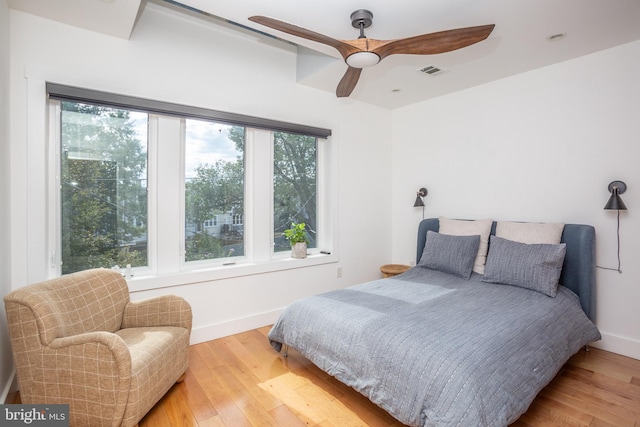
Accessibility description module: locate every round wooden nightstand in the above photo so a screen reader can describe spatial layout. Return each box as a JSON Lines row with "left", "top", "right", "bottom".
{"left": 380, "top": 264, "right": 411, "bottom": 278}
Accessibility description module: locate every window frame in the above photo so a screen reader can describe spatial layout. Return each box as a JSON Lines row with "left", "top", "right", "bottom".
{"left": 46, "top": 85, "right": 338, "bottom": 292}
{"left": 182, "top": 119, "right": 246, "bottom": 266}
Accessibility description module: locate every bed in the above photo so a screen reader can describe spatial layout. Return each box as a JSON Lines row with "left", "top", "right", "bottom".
{"left": 268, "top": 218, "right": 601, "bottom": 427}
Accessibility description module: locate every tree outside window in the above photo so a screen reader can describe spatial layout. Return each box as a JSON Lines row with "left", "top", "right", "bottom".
{"left": 60, "top": 102, "right": 148, "bottom": 274}
{"left": 273, "top": 132, "right": 317, "bottom": 252}
{"left": 184, "top": 120, "right": 244, "bottom": 262}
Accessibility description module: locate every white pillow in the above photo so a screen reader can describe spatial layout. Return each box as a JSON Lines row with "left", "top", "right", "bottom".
{"left": 496, "top": 221, "right": 564, "bottom": 244}
{"left": 438, "top": 217, "right": 493, "bottom": 274}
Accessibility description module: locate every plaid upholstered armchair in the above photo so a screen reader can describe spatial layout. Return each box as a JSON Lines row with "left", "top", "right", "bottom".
{"left": 4, "top": 268, "right": 192, "bottom": 427}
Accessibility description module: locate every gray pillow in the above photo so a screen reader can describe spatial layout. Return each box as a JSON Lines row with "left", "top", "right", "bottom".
{"left": 482, "top": 236, "right": 567, "bottom": 297}
{"left": 419, "top": 231, "right": 481, "bottom": 279}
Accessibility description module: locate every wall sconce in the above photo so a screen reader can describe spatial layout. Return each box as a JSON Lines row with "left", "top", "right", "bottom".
{"left": 413, "top": 187, "right": 427, "bottom": 207}
{"left": 599, "top": 180, "right": 627, "bottom": 274}
{"left": 604, "top": 180, "right": 627, "bottom": 210}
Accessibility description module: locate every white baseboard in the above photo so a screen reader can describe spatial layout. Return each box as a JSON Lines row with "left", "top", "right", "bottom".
{"left": 1, "top": 369, "right": 16, "bottom": 403}
{"left": 190, "top": 308, "right": 283, "bottom": 345}
{"left": 591, "top": 331, "right": 640, "bottom": 360}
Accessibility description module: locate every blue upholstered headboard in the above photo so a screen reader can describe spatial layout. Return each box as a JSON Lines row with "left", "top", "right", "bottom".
{"left": 416, "top": 218, "right": 596, "bottom": 321}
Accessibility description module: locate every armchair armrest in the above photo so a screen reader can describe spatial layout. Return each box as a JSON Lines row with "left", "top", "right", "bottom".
{"left": 48, "top": 331, "right": 132, "bottom": 380}
{"left": 38, "top": 332, "right": 132, "bottom": 424}
{"left": 121, "top": 295, "right": 192, "bottom": 331}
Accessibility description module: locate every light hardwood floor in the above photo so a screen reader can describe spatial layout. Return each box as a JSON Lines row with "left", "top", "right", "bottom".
{"left": 137, "top": 326, "right": 640, "bottom": 427}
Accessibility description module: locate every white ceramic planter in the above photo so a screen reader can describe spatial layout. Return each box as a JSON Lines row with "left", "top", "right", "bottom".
{"left": 291, "top": 242, "right": 307, "bottom": 259}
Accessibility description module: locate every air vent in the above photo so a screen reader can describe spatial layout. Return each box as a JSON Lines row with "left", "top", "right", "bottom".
{"left": 419, "top": 66, "right": 443, "bottom": 75}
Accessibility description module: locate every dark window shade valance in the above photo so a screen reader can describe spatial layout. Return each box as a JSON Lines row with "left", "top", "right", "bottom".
{"left": 46, "top": 83, "right": 332, "bottom": 139}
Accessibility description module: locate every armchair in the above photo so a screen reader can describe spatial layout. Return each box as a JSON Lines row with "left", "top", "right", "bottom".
{"left": 4, "top": 268, "right": 192, "bottom": 427}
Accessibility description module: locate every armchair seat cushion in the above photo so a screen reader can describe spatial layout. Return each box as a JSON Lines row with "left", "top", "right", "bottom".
{"left": 117, "top": 327, "right": 190, "bottom": 426}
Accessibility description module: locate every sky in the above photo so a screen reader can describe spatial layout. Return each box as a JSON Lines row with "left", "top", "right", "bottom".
{"left": 129, "top": 114, "right": 242, "bottom": 180}
{"left": 184, "top": 119, "right": 241, "bottom": 179}
{"left": 64, "top": 104, "right": 240, "bottom": 179}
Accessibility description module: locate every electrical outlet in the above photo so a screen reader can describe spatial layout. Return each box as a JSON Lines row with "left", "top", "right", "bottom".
{"left": 336, "top": 267, "right": 342, "bottom": 278}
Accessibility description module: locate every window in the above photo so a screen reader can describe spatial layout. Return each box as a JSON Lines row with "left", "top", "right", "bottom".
{"left": 273, "top": 132, "right": 317, "bottom": 253}
{"left": 184, "top": 120, "right": 245, "bottom": 262}
{"left": 47, "top": 84, "right": 333, "bottom": 281}
{"left": 60, "top": 102, "right": 148, "bottom": 274}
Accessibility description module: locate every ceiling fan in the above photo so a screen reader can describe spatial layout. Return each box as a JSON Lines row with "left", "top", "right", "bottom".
{"left": 249, "top": 10, "right": 495, "bottom": 98}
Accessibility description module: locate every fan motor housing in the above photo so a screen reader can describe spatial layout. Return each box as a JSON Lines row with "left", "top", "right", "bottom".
{"left": 350, "top": 9, "right": 373, "bottom": 29}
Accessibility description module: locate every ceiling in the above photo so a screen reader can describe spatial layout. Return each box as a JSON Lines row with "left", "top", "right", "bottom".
{"left": 8, "top": 0, "right": 640, "bottom": 109}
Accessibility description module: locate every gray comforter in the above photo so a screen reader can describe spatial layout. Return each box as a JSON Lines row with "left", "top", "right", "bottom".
{"left": 268, "top": 267, "right": 601, "bottom": 427}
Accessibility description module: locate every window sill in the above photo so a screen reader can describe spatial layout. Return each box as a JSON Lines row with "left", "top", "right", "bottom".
{"left": 126, "top": 252, "right": 339, "bottom": 293}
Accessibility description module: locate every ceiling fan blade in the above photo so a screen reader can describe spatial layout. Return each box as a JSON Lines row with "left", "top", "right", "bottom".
{"left": 336, "top": 67, "right": 362, "bottom": 98}
{"left": 249, "top": 16, "right": 360, "bottom": 60}
{"left": 372, "top": 24, "right": 495, "bottom": 60}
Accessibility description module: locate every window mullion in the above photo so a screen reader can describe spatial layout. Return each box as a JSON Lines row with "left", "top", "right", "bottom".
{"left": 153, "top": 115, "right": 183, "bottom": 274}
{"left": 316, "top": 138, "right": 333, "bottom": 253}
{"left": 48, "top": 101, "right": 62, "bottom": 276}
{"left": 245, "top": 129, "right": 274, "bottom": 262}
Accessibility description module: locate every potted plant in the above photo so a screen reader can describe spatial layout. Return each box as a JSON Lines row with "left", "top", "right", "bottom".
{"left": 283, "top": 222, "right": 309, "bottom": 259}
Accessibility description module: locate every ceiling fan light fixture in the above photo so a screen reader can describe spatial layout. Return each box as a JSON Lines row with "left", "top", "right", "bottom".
{"left": 345, "top": 51, "right": 380, "bottom": 68}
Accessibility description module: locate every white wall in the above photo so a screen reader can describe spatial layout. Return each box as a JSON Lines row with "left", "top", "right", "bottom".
{"left": 4, "top": 1, "right": 393, "bottom": 390}
{"left": 0, "top": 0, "right": 15, "bottom": 403}
{"left": 391, "top": 40, "right": 640, "bottom": 359}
